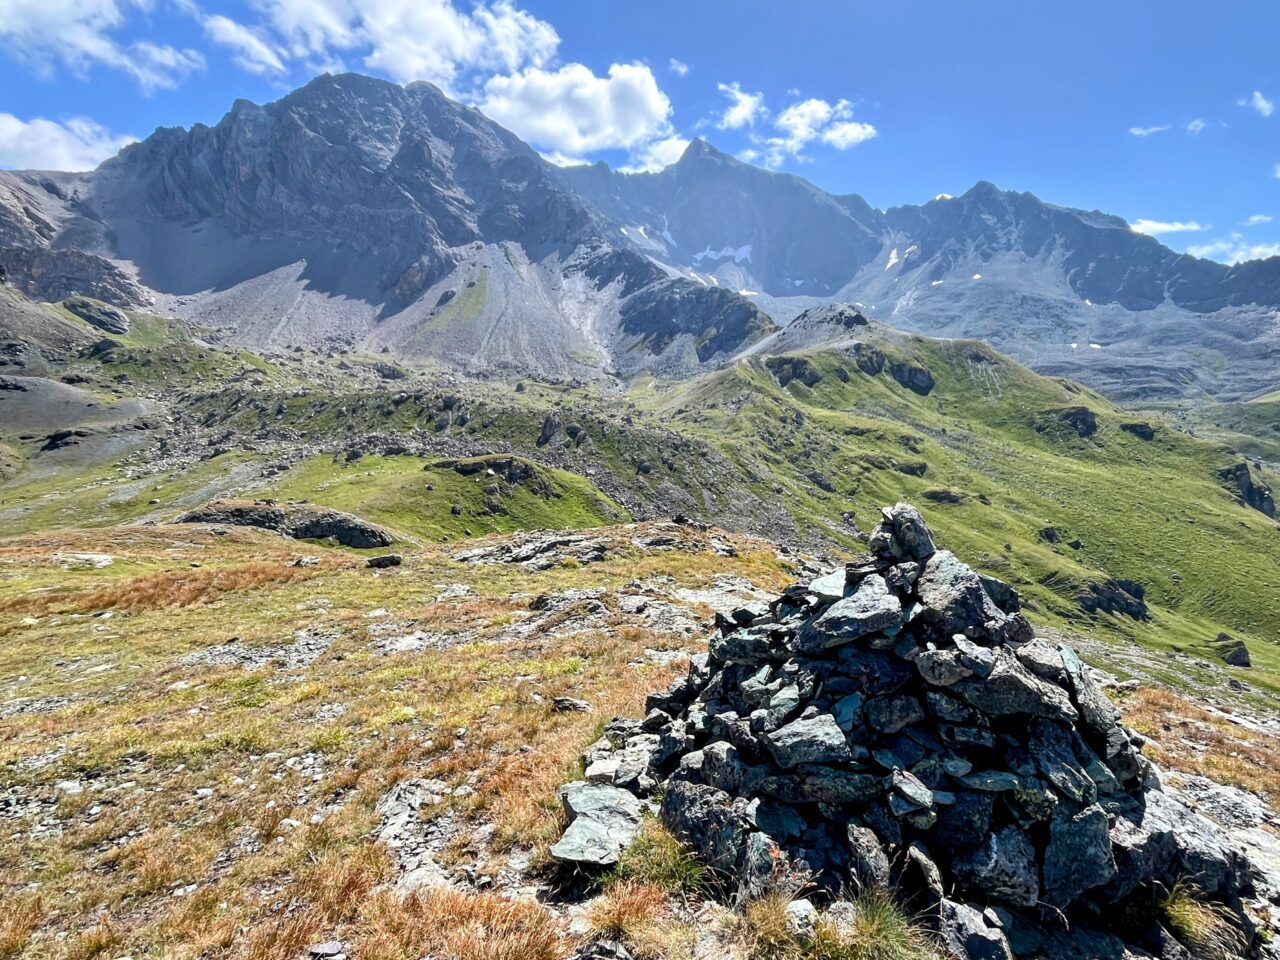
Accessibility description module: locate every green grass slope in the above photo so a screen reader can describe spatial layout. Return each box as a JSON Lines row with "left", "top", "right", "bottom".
{"left": 648, "top": 331, "right": 1280, "bottom": 684}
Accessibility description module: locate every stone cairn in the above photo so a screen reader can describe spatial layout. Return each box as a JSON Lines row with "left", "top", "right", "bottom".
{"left": 553, "top": 504, "right": 1263, "bottom": 960}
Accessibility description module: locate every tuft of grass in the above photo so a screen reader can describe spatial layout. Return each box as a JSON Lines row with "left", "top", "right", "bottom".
{"left": 737, "top": 891, "right": 944, "bottom": 960}
{"left": 740, "top": 894, "right": 801, "bottom": 960}
{"left": 1159, "top": 879, "right": 1248, "bottom": 960}
{"left": 0, "top": 894, "right": 44, "bottom": 958}
{"left": 611, "top": 818, "right": 706, "bottom": 896}
{"left": 586, "top": 880, "right": 669, "bottom": 943}
{"left": 358, "top": 887, "right": 563, "bottom": 960}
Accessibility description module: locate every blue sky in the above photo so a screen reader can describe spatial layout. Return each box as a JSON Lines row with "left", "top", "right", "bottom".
{"left": 2, "top": 0, "right": 1277, "bottom": 262}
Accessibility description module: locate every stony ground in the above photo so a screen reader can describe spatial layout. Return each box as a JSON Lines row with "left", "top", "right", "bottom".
{"left": 1, "top": 520, "right": 1276, "bottom": 960}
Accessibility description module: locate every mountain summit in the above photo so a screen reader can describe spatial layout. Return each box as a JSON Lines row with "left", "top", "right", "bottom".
{"left": 564, "top": 148, "right": 1280, "bottom": 400}
{"left": 3, "top": 72, "right": 1280, "bottom": 398}
{"left": 0, "top": 73, "right": 775, "bottom": 379}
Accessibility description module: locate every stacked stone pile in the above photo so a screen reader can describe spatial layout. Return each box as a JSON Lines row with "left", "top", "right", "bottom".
{"left": 553, "top": 504, "right": 1265, "bottom": 959}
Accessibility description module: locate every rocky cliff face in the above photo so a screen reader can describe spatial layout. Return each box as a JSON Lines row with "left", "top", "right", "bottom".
{"left": 563, "top": 144, "right": 1280, "bottom": 401}
{"left": 555, "top": 504, "right": 1268, "bottom": 959}
{"left": 0, "top": 74, "right": 774, "bottom": 379}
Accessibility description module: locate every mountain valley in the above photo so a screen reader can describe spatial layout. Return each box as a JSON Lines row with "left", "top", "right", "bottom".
{"left": 3, "top": 71, "right": 1280, "bottom": 960}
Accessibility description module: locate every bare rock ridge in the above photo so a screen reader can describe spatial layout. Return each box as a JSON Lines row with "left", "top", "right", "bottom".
{"left": 555, "top": 504, "right": 1270, "bottom": 959}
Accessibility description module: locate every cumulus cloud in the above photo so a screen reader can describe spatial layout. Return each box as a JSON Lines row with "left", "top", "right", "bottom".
{"left": 1130, "top": 219, "right": 1209, "bottom": 236}
{"left": 1186, "top": 117, "right": 1207, "bottom": 135}
{"left": 481, "top": 61, "right": 672, "bottom": 156}
{"left": 758, "top": 97, "right": 877, "bottom": 167}
{"left": 1238, "top": 90, "right": 1274, "bottom": 118}
{"left": 1188, "top": 233, "right": 1280, "bottom": 264}
{"left": 1128, "top": 124, "right": 1170, "bottom": 137}
{"left": 203, "top": 14, "right": 286, "bottom": 74}
{"left": 668, "top": 58, "right": 688, "bottom": 76}
{"left": 0, "top": 0, "right": 204, "bottom": 92}
{"left": 620, "top": 134, "right": 690, "bottom": 173}
{"left": 0, "top": 113, "right": 135, "bottom": 170}
{"left": 716, "top": 81, "right": 765, "bottom": 130}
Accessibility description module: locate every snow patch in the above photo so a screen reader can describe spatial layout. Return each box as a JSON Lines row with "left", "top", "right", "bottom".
{"left": 971, "top": 273, "right": 983, "bottom": 280}
{"left": 935, "top": 193, "right": 953, "bottom": 201}
{"left": 738, "top": 289, "right": 760, "bottom": 297}
{"left": 694, "top": 243, "right": 753, "bottom": 264}
{"left": 1089, "top": 343, "right": 1102, "bottom": 349}
{"left": 885, "top": 247, "right": 900, "bottom": 270}
{"left": 930, "top": 279, "right": 945, "bottom": 287}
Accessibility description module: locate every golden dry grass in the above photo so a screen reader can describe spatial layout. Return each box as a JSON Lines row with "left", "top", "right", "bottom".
{"left": 1121, "top": 686, "right": 1280, "bottom": 808}
{"left": 0, "top": 519, "right": 795, "bottom": 960}
{"left": 0, "top": 560, "right": 333, "bottom": 614}
{"left": 587, "top": 880, "right": 669, "bottom": 940}
{"left": 357, "top": 887, "right": 563, "bottom": 960}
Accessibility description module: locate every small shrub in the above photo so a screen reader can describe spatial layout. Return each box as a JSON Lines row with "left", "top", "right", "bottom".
{"left": 611, "top": 819, "right": 705, "bottom": 896}
{"left": 1160, "top": 879, "right": 1248, "bottom": 960}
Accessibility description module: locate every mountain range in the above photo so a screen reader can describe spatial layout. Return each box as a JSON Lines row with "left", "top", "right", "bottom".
{"left": 3, "top": 71, "right": 1280, "bottom": 400}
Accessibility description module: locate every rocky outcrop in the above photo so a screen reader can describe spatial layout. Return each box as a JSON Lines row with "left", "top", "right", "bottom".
{"left": 558, "top": 504, "right": 1265, "bottom": 959}
{"left": 177, "top": 499, "right": 394, "bottom": 548}
{"left": 1217, "top": 462, "right": 1276, "bottom": 518}
{"left": 1209, "top": 632, "right": 1251, "bottom": 668}
{"left": 890, "top": 361, "right": 935, "bottom": 395}
{"left": 63, "top": 296, "right": 130, "bottom": 335}
{"left": 765, "top": 356, "right": 824, "bottom": 388}
{"left": 1035, "top": 405, "right": 1098, "bottom": 438}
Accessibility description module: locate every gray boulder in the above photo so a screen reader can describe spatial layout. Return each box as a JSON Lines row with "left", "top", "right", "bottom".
{"left": 764, "top": 713, "right": 852, "bottom": 768}
{"left": 939, "top": 900, "right": 1015, "bottom": 960}
{"left": 551, "top": 782, "right": 644, "bottom": 866}
{"left": 952, "top": 827, "right": 1040, "bottom": 907}
{"left": 1042, "top": 803, "right": 1116, "bottom": 906}
{"left": 805, "top": 574, "right": 902, "bottom": 649}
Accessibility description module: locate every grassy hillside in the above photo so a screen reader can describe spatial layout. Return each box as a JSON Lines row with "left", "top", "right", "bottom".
{"left": 648, "top": 331, "right": 1280, "bottom": 683}
{"left": 4, "top": 306, "right": 1280, "bottom": 687}
{"left": 252, "top": 453, "right": 630, "bottom": 542}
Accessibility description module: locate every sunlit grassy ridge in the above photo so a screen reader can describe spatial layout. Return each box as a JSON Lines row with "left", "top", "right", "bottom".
{"left": 252, "top": 452, "right": 630, "bottom": 541}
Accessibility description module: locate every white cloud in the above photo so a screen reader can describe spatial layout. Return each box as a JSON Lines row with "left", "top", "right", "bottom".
{"left": 203, "top": 14, "right": 286, "bottom": 74}
{"left": 757, "top": 97, "right": 877, "bottom": 167}
{"left": 0, "top": 113, "right": 135, "bottom": 170}
{"left": 1238, "top": 90, "right": 1274, "bottom": 118}
{"left": 1128, "top": 124, "right": 1170, "bottom": 137}
{"left": 668, "top": 57, "right": 688, "bottom": 76}
{"left": 619, "top": 134, "right": 689, "bottom": 173}
{"left": 716, "top": 82, "right": 765, "bottom": 130}
{"left": 1188, "top": 232, "right": 1280, "bottom": 264}
{"left": 1186, "top": 117, "right": 1207, "bottom": 135}
{"left": 1243, "top": 214, "right": 1274, "bottom": 226}
{"left": 0, "top": 0, "right": 204, "bottom": 92}
{"left": 822, "top": 120, "right": 878, "bottom": 149}
{"left": 480, "top": 61, "right": 672, "bottom": 156}
{"left": 1130, "top": 219, "right": 1209, "bottom": 236}
{"left": 1274, "top": 163, "right": 1280, "bottom": 180}
{"left": 253, "top": 0, "right": 557, "bottom": 90}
